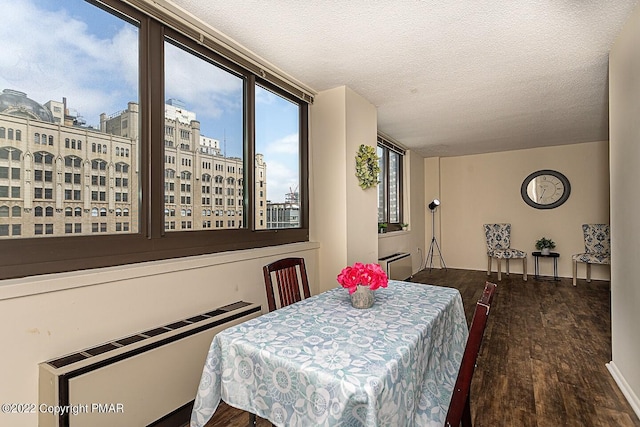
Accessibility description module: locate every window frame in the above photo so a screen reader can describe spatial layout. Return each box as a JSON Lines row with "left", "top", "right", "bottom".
{"left": 0, "top": 0, "right": 310, "bottom": 279}
{"left": 377, "top": 134, "right": 405, "bottom": 232}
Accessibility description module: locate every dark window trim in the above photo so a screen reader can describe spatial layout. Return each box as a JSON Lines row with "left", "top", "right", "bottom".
{"left": 377, "top": 134, "right": 404, "bottom": 229}
{"left": 254, "top": 78, "right": 309, "bottom": 232}
{"left": 0, "top": 0, "right": 309, "bottom": 280}
{"left": 377, "top": 134, "right": 405, "bottom": 156}
{"left": 121, "top": 0, "right": 314, "bottom": 104}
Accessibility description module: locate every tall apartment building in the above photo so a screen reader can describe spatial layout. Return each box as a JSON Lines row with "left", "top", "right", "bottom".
{"left": 0, "top": 88, "right": 267, "bottom": 238}
{"left": 266, "top": 189, "right": 300, "bottom": 229}
{"left": 0, "top": 89, "right": 138, "bottom": 238}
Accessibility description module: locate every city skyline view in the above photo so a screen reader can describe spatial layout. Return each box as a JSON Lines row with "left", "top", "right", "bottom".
{"left": 0, "top": 0, "right": 300, "bottom": 204}
{"left": 0, "top": 85, "right": 302, "bottom": 238}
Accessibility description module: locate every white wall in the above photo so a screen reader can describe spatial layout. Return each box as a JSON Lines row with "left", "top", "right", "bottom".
{"left": 310, "top": 86, "right": 378, "bottom": 292}
{"left": 345, "top": 88, "right": 379, "bottom": 266}
{"left": 309, "top": 86, "right": 348, "bottom": 292}
{"left": 0, "top": 243, "right": 319, "bottom": 427}
{"left": 609, "top": 3, "right": 640, "bottom": 416}
{"left": 432, "top": 141, "right": 610, "bottom": 280}
{"left": 423, "top": 157, "right": 443, "bottom": 269}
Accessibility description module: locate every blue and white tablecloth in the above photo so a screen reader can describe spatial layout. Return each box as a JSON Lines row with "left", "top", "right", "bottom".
{"left": 191, "top": 280, "right": 468, "bottom": 427}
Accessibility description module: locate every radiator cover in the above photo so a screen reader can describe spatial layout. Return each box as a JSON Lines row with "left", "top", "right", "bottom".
{"left": 379, "top": 252, "right": 413, "bottom": 280}
{"left": 39, "top": 301, "right": 261, "bottom": 427}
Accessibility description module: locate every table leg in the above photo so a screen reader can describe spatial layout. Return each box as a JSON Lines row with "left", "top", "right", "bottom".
{"left": 534, "top": 256, "right": 539, "bottom": 279}
{"left": 553, "top": 257, "right": 559, "bottom": 280}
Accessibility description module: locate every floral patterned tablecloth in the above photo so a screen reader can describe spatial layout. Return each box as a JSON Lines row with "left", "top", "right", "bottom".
{"left": 191, "top": 280, "right": 468, "bottom": 427}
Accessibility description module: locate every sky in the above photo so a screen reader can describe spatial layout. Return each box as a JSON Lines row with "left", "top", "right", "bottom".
{"left": 0, "top": 0, "right": 300, "bottom": 203}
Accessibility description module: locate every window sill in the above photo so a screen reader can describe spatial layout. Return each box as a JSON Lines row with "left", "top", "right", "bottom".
{"left": 378, "top": 230, "right": 410, "bottom": 239}
{"left": 0, "top": 241, "right": 320, "bottom": 301}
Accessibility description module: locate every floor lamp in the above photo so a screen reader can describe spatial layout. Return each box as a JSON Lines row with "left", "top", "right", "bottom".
{"left": 425, "top": 199, "right": 447, "bottom": 271}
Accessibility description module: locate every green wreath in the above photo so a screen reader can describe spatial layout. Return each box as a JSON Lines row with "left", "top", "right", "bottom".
{"left": 355, "top": 144, "right": 380, "bottom": 189}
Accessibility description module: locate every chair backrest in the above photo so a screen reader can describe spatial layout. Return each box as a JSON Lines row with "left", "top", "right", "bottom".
{"left": 263, "top": 257, "right": 311, "bottom": 312}
{"left": 582, "top": 224, "right": 610, "bottom": 255}
{"left": 483, "top": 223, "right": 512, "bottom": 251}
{"left": 445, "top": 281, "right": 497, "bottom": 427}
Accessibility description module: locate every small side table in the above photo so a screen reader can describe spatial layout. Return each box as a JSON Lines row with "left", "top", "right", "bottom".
{"left": 532, "top": 251, "right": 560, "bottom": 280}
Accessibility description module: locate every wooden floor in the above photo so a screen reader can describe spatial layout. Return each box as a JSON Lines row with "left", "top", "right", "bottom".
{"left": 203, "top": 268, "right": 640, "bottom": 427}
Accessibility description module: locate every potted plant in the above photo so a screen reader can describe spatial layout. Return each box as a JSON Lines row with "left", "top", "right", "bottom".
{"left": 378, "top": 223, "right": 388, "bottom": 234}
{"left": 535, "top": 237, "right": 556, "bottom": 255}
{"left": 401, "top": 223, "right": 409, "bottom": 231}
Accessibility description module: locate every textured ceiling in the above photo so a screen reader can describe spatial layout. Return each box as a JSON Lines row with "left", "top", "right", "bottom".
{"left": 172, "top": 0, "right": 638, "bottom": 157}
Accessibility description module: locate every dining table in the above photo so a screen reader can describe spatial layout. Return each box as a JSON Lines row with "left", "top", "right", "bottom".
{"left": 190, "top": 280, "right": 469, "bottom": 427}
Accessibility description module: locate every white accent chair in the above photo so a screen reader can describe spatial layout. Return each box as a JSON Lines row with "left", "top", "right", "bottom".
{"left": 572, "top": 224, "right": 610, "bottom": 286}
{"left": 483, "top": 223, "right": 527, "bottom": 281}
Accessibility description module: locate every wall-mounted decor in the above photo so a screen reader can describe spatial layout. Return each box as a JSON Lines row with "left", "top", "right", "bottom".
{"left": 521, "top": 169, "right": 571, "bottom": 209}
{"left": 355, "top": 144, "right": 380, "bottom": 189}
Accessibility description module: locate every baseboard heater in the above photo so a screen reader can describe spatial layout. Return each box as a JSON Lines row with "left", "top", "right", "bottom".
{"left": 379, "top": 252, "right": 413, "bottom": 280}
{"left": 39, "top": 301, "right": 261, "bottom": 427}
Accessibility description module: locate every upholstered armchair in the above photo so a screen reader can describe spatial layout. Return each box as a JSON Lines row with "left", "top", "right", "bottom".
{"left": 572, "top": 224, "right": 610, "bottom": 286}
{"left": 483, "top": 223, "right": 527, "bottom": 281}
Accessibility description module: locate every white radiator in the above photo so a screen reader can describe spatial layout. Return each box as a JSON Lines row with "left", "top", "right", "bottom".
{"left": 39, "top": 301, "right": 261, "bottom": 427}
{"left": 379, "top": 252, "right": 413, "bottom": 280}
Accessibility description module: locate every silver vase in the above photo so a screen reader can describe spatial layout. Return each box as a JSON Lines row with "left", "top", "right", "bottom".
{"left": 350, "top": 285, "right": 374, "bottom": 309}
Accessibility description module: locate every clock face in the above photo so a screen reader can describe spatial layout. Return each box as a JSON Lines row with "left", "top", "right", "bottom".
{"left": 521, "top": 170, "right": 571, "bottom": 209}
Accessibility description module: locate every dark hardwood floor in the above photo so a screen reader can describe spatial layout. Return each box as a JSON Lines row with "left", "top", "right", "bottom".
{"left": 203, "top": 268, "right": 640, "bottom": 427}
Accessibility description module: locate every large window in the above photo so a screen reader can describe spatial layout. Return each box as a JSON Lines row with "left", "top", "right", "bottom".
{"left": 163, "top": 39, "right": 244, "bottom": 232}
{"left": 0, "top": 0, "right": 309, "bottom": 279}
{"left": 256, "top": 85, "right": 301, "bottom": 229}
{"left": 377, "top": 135, "right": 405, "bottom": 230}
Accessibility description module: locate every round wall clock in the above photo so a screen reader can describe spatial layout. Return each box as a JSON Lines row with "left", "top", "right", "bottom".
{"left": 521, "top": 169, "right": 571, "bottom": 209}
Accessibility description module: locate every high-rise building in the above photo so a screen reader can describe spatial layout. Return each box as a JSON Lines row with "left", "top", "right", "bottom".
{"left": 266, "top": 188, "right": 299, "bottom": 229}
{"left": 0, "top": 88, "right": 267, "bottom": 238}
{"left": 0, "top": 89, "right": 138, "bottom": 238}
{"left": 104, "top": 100, "right": 267, "bottom": 231}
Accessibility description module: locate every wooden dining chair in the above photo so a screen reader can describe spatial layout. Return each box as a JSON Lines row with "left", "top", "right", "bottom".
{"left": 248, "top": 258, "right": 312, "bottom": 426}
{"left": 445, "top": 281, "right": 497, "bottom": 427}
{"left": 262, "top": 257, "right": 311, "bottom": 312}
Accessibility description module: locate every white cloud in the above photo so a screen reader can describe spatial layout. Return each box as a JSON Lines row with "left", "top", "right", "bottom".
{"left": 255, "top": 85, "right": 281, "bottom": 105}
{"left": 164, "top": 42, "right": 243, "bottom": 123}
{"left": 267, "top": 133, "right": 299, "bottom": 155}
{"left": 0, "top": 0, "right": 140, "bottom": 126}
{"left": 264, "top": 159, "right": 299, "bottom": 203}
{"left": 259, "top": 133, "right": 301, "bottom": 202}
{"left": 0, "top": 0, "right": 302, "bottom": 205}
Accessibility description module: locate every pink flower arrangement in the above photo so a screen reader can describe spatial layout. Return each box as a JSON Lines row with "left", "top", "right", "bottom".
{"left": 337, "top": 262, "right": 389, "bottom": 294}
